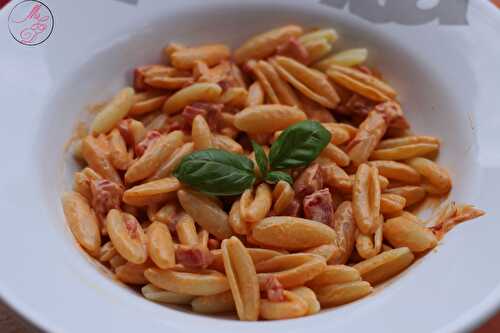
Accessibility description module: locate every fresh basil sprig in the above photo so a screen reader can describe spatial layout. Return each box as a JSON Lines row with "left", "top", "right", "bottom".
{"left": 173, "top": 149, "right": 255, "bottom": 196}
{"left": 174, "top": 120, "right": 331, "bottom": 196}
{"left": 269, "top": 120, "right": 331, "bottom": 170}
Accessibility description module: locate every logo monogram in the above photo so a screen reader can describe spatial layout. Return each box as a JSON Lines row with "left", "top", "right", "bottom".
{"left": 8, "top": 0, "right": 54, "bottom": 46}
{"left": 320, "top": 0, "right": 469, "bottom": 25}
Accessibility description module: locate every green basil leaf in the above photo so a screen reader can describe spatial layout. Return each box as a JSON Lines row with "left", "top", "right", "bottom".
{"left": 269, "top": 120, "right": 331, "bottom": 170}
{"left": 173, "top": 149, "right": 256, "bottom": 196}
{"left": 251, "top": 140, "right": 268, "bottom": 178}
{"left": 265, "top": 171, "right": 293, "bottom": 185}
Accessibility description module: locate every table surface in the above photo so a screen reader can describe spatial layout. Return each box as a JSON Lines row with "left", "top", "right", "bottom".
{"left": 0, "top": 297, "right": 499, "bottom": 333}
{"left": 1, "top": 0, "right": 500, "bottom": 332}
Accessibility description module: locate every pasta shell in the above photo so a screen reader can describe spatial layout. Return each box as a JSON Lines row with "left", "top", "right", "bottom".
{"left": 221, "top": 237, "right": 260, "bottom": 321}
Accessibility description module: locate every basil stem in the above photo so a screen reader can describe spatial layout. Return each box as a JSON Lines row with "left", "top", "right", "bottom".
{"left": 265, "top": 171, "right": 293, "bottom": 185}
{"left": 251, "top": 140, "right": 268, "bottom": 178}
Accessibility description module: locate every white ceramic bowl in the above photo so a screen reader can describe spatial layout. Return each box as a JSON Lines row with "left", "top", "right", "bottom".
{"left": 1, "top": 0, "right": 500, "bottom": 332}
